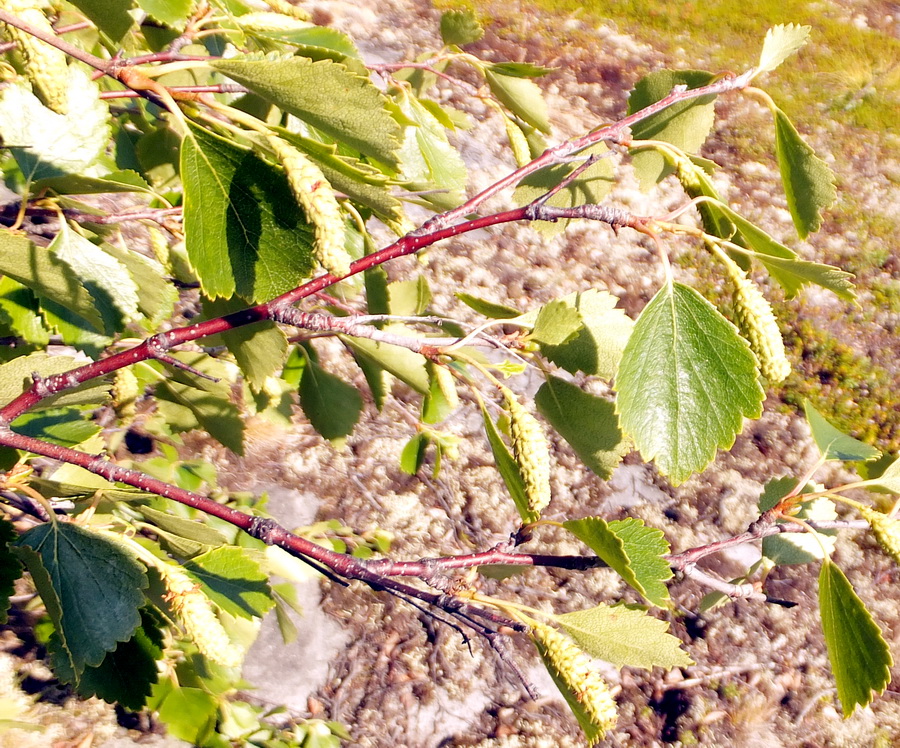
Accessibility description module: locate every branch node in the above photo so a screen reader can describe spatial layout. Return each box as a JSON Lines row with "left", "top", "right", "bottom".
{"left": 248, "top": 516, "right": 285, "bottom": 545}
{"left": 31, "top": 372, "right": 51, "bottom": 398}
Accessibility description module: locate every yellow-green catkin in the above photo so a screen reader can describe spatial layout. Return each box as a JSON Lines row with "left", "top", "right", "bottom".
{"left": 267, "top": 136, "right": 351, "bottom": 278}
{"left": 724, "top": 259, "right": 791, "bottom": 383}
{"left": 531, "top": 623, "right": 617, "bottom": 742}
{"left": 157, "top": 563, "right": 243, "bottom": 668}
{"left": 111, "top": 367, "right": 140, "bottom": 421}
{"left": 262, "top": 0, "right": 311, "bottom": 20}
{"left": 503, "top": 388, "right": 551, "bottom": 519}
{"left": 0, "top": 0, "right": 69, "bottom": 114}
{"left": 859, "top": 506, "right": 900, "bottom": 564}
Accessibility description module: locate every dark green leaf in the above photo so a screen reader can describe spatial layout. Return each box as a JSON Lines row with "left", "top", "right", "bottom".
{"left": 804, "top": 401, "right": 879, "bottom": 461}
{"left": 181, "top": 122, "right": 316, "bottom": 302}
{"left": 557, "top": 604, "right": 691, "bottom": 669}
{"left": 400, "top": 433, "right": 428, "bottom": 475}
{"left": 819, "top": 560, "right": 893, "bottom": 717}
{"left": 298, "top": 358, "right": 363, "bottom": 442}
{"left": 33, "top": 170, "right": 154, "bottom": 196}
{"left": 773, "top": 106, "right": 836, "bottom": 239}
{"left": 0, "top": 518, "right": 22, "bottom": 624}
{"left": 342, "top": 331, "right": 430, "bottom": 394}
{"left": 68, "top": 0, "right": 134, "bottom": 40}
{"left": 155, "top": 684, "right": 218, "bottom": 744}
{"left": 627, "top": 70, "right": 716, "bottom": 189}
{"left": 184, "top": 547, "right": 273, "bottom": 620}
{"left": 615, "top": 282, "right": 764, "bottom": 485}
{"left": 0, "top": 277, "right": 50, "bottom": 346}
{"left": 14, "top": 523, "right": 147, "bottom": 675}
{"left": 481, "top": 403, "right": 533, "bottom": 523}
{"left": 485, "top": 67, "right": 551, "bottom": 134}
{"left": 440, "top": 10, "right": 484, "bottom": 46}
{"left": 535, "top": 377, "right": 628, "bottom": 481}
{"left": 211, "top": 57, "right": 401, "bottom": 167}
{"left": 12, "top": 409, "right": 100, "bottom": 448}
{"left": 202, "top": 296, "right": 288, "bottom": 391}
{"left": 136, "top": 0, "right": 193, "bottom": 29}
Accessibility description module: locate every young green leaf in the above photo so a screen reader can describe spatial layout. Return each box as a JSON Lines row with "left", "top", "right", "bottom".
{"left": 615, "top": 282, "right": 764, "bottom": 485}
{"left": 759, "top": 478, "right": 837, "bottom": 565}
{"left": 400, "top": 433, "right": 429, "bottom": 475}
{"left": 181, "top": 122, "right": 316, "bottom": 302}
{"left": 13, "top": 524, "right": 147, "bottom": 676}
{"left": 153, "top": 684, "right": 218, "bottom": 744}
{"left": 748, "top": 254, "right": 855, "bottom": 303}
{"left": 627, "top": 70, "right": 716, "bottom": 190}
{"left": 531, "top": 300, "right": 583, "bottom": 346}
{"left": 772, "top": 107, "right": 836, "bottom": 239}
{"left": 0, "top": 277, "right": 51, "bottom": 346}
{"left": 535, "top": 377, "right": 629, "bottom": 481}
{"left": 0, "top": 518, "right": 22, "bottom": 625}
{"left": 533, "top": 290, "right": 634, "bottom": 379}
{"left": 342, "top": 330, "right": 430, "bottom": 394}
{"left": 0, "top": 352, "right": 110, "bottom": 410}
{"left": 803, "top": 401, "right": 880, "bottom": 461}
{"left": 183, "top": 547, "right": 274, "bottom": 620}
{"left": 864, "top": 456, "right": 900, "bottom": 494}
{"left": 512, "top": 144, "right": 613, "bottom": 237}
{"left": 555, "top": 604, "right": 691, "bottom": 669}
{"left": 480, "top": 403, "right": 533, "bottom": 524}
{"left": 485, "top": 66, "right": 551, "bottom": 134}
{"left": 563, "top": 516, "right": 671, "bottom": 606}
{"left": 456, "top": 292, "right": 521, "bottom": 320}
{"left": 298, "top": 357, "right": 363, "bottom": 442}
{"left": 0, "top": 230, "right": 104, "bottom": 334}
{"left": 440, "top": 9, "right": 484, "bottom": 46}
{"left": 756, "top": 24, "right": 811, "bottom": 77}
{"left": 211, "top": 57, "right": 401, "bottom": 168}
{"left": 0, "top": 67, "right": 108, "bottom": 180}
{"left": 136, "top": 0, "right": 193, "bottom": 29}
{"left": 818, "top": 560, "right": 893, "bottom": 717}
{"left": 388, "top": 276, "right": 432, "bottom": 316}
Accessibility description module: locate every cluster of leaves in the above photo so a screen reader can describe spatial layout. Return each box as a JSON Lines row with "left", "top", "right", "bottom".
{"left": 0, "top": 2, "right": 894, "bottom": 745}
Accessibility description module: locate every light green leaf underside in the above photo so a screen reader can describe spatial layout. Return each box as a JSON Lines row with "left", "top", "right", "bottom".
{"left": 615, "top": 282, "right": 764, "bottom": 485}
{"left": 865, "top": 457, "right": 900, "bottom": 493}
{"left": 181, "top": 121, "right": 315, "bottom": 302}
{"left": 485, "top": 67, "right": 550, "bottom": 134}
{"left": 556, "top": 604, "right": 691, "bottom": 669}
{"left": 298, "top": 357, "right": 363, "bottom": 442}
{"left": 211, "top": 56, "right": 401, "bottom": 168}
{"left": 341, "top": 329, "right": 429, "bottom": 394}
{"left": 535, "top": 377, "right": 629, "bottom": 481}
{"left": 804, "top": 401, "right": 880, "bottom": 461}
{"left": 183, "top": 546, "right": 273, "bottom": 620}
{"left": 818, "top": 560, "right": 893, "bottom": 717}
{"left": 756, "top": 24, "right": 811, "bottom": 76}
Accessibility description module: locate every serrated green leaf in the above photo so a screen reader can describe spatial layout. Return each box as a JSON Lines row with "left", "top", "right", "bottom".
{"left": 51, "top": 223, "right": 140, "bottom": 330}
{"left": 211, "top": 57, "right": 401, "bottom": 167}
{"left": 440, "top": 10, "right": 483, "bottom": 46}
{"left": 154, "top": 684, "right": 218, "bottom": 744}
{"left": 388, "top": 276, "right": 432, "bottom": 316}
{"left": 0, "top": 68, "right": 108, "bottom": 179}
{"left": 0, "top": 277, "right": 50, "bottom": 346}
{"left": 804, "top": 401, "right": 880, "bottom": 461}
{"left": 513, "top": 144, "right": 613, "bottom": 237}
{"left": 485, "top": 67, "right": 551, "bottom": 134}
{"left": 99, "top": 242, "right": 178, "bottom": 327}
{"left": 202, "top": 296, "right": 288, "bottom": 391}
{"left": 183, "top": 547, "right": 273, "bottom": 620}
{"left": 298, "top": 357, "right": 363, "bottom": 442}
{"left": 33, "top": 170, "right": 155, "bottom": 197}
{"left": 342, "top": 330, "right": 429, "bottom": 394}
{"left": 136, "top": 0, "right": 192, "bottom": 29}
{"left": 534, "top": 290, "right": 634, "bottom": 379}
{"left": 749, "top": 254, "right": 855, "bottom": 302}
{"left": 14, "top": 524, "right": 147, "bottom": 675}
{"left": 68, "top": 0, "right": 134, "bottom": 40}
{"left": 12, "top": 409, "right": 101, "bottom": 448}
{"left": 181, "top": 122, "right": 316, "bottom": 302}
{"left": 0, "top": 353, "right": 110, "bottom": 410}
{"left": 490, "top": 62, "right": 556, "bottom": 78}
{"left": 759, "top": 477, "right": 837, "bottom": 565}
{"left": 139, "top": 506, "right": 228, "bottom": 549}
{"left": 242, "top": 22, "right": 359, "bottom": 62}
{"left": 55, "top": 607, "right": 163, "bottom": 710}
{"left": 532, "top": 638, "right": 610, "bottom": 746}
{"left": 819, "top": 560, "right": 893, "bottom": 717}
{"left": 556, "top": 604, "right": 691, "bottom": 669}
{"left": 400, "top": 433, "right": 428, "bottom": 475}
{"left": 627, "top": 70, "right": 716, "bottom": 190}
{"left": 456, "top": 293, "right": 520, "bottom": 319}
{"left": 0, "top": 518, "right": 23, "bottom": 624}
{"left": 756, "top": 24, "right": 812, "bottom": 77}
{"left": 563, "top": 516, "right": 671, "bottom": 605}
{"left": 773, "top": 107, "right": 836, "bottom": 239}
{"left": 615, "top": 282, "right": 764, "bottom": 485}
{"left": 535, "top": 377, "right": 628, "bottom": 481}
{"left": 481, "top": 403, "right": 534, "bottom": 523}
{"left": 395, "top": 92, "right": 467, "bottom": 209}
{"left": 0, "top": 230, "right": 104, "bottom": 334}
{"left": 531, "top": 301, "right": 583, "bottom": 346}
